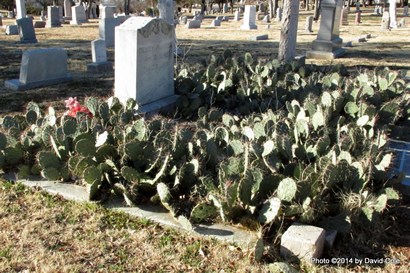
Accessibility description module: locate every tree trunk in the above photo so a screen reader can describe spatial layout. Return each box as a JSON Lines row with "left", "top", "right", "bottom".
{"left": 268, "top": 0, "right": 274, "bottom": 17}
{"left": 273, "top": 0, "right": 279, "bottom": 16}
{"left": 313, "top": 0, "right": 320, "bottom": 21}
{"left": 278, "top": 0, "right": 300, "bottom": 63}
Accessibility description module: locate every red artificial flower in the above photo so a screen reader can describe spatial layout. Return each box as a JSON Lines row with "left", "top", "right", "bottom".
{"left": 64, "top": 97, "right": 93, "bottom": 118}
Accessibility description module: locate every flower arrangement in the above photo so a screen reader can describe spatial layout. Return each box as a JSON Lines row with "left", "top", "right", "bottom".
{"left": 64, "top": 97, "right": 93, "bottom": 118}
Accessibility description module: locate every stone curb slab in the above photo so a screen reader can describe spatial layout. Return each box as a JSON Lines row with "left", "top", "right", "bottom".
{"left": 4, "top": 174, "right": 258, "bottom": 248}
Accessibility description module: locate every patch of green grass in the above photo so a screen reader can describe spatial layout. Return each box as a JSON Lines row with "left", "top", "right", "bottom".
{"left": 0, "top": 246, "right": 12, "bottom": 261}
{"left": 182, "top": 241, "right": 202, "bottom": 267}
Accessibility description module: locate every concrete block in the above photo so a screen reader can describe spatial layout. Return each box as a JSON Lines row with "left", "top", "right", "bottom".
{"left": 87, "top": 61, "right": 113, "bottom": 74}
{"left": 280, "top": 223, "right": 326, "bottom": 261}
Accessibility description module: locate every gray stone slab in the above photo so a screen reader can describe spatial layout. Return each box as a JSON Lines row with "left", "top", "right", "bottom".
{"left": 9, "top": 176, "right": 258, "bottom": 248}
{"left": 99, "top": 17, "right": 121, "bottom": 48}
{"left": 186, "top": 19, "right": 201, "bottom": 29}
{"left": 4, "top": 48, "right": 72, "bottom": 91}
{"left": 306, "top": 48, "right": 346, "bottom": 59}
{"left": 248, "top": 34, "right": 268, "bottom": 40}
{"left": 211, "top": 19, "right": 221, "bottom": 26}
{"left": 46, "top": 6, "right": 62, "bottom": 27}
{"left": 138, "top": 94, "right": 178, "bottom": 114}
{"left": 87, "top": 61, "right": 113, "bottom": 74}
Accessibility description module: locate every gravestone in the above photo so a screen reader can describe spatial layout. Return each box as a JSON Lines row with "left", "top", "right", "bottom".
{"left": 34, "top": 21, "right": 46, "bottom": 28}
{"left": 64, "top": 0, "right": 72, "bottom": 19}
{"left": 234, "top": 10, "right": 240, "bottom": 21}
{"left": 240, "top": 5, "right": 257, "bottom": 30}
{"left": 275, "top": 7, "right": 282, "bottom": 22}
{"left": 71, "top": 4, "right": 88, "bottom": 25}
{"left": 355, "top": 10, "right": 361, "bottom": 24}
{"left": 340, "top": 6, "right": 348, "bottom": 25}
{"left": 16, "top": 0, "right": 26, "bottom": 19}
{"left": 5, "top": 25, "right": 19, "bottom": 35}
{"left": 398, "top": 18, "right": 405, "bottom": 27}
{"left": 115, "top": 17, "right": 175, "bottom": 113}
{"left": 222, "top": 16, "right": 229, "bottom": 21}
{"left": 216, "top": 16, "right": 223, "bottom": 21}
{"left": 5, "top": 48, "right": 72, "bottom": 91}
{"left": 46, "top": 6, "right": 62, "bottom": 27}
{"left": 305, "top": 15, "right": 313, "bottom": 32}
{"left": 211, "top": 19, "right": 221, "bottom": 26}
{"left": 87, "top": 39, "right": 113, "bottom": 74}
{"left": 99, "top": 16, "right": 121, "bottom": 48}
{"left": 102, "top": 5, "right": 116, "bottom": 18}
{"left": 40, "top": 10, "right": 46, "bottom": 21}
{"left": 306, "top": 0, "right": 345, "bottom": 59}
{"left": 404, "top": 6, "right": 409, "bottom": 17}
{"left": 262, "top": 14, "right": 270, "bottom": 23}
{"left": 17, "top": 17, "right": 38, "bottom": 44}
{"left": 389, "top": 0, "right": 397, "bottom": 28}
{"left": 180, "top": 16, "right": 188, "bottom": 24}
{"left": 249, "top": 34, "right": 268, "bottom": 40}
{"left": 186, "top": 19, "right": 201, "bottom": 28}
{"left": 158, "top": 0, "right": 176, "bottom": 53}
{"left": 223, "top": 3, "right": 229, "bottom": 13}
{"left": 381, "top": 11, "right": 390, "bottom": 30}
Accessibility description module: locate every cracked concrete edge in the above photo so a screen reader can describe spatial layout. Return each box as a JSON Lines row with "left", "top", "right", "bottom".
{"left": 3, "top": 174, "right": 259, "bottom": 249}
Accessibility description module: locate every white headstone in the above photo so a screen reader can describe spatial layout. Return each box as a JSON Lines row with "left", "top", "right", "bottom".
{"left": 158, "top": 0, "right": 174, "bottom": 25}
{"left": 102, "top": 5, "right": 116, "bottom": 18}
{"left": 92, "top": 39, "right": 107, "bottom": 63}
{"left": 186, "top": 19, "right": 201, "bottom": 28}
{"left": 5, "top": 48, "right": 72, "bottom": 90}
{"left": 223, "top": 3, "right": 229, "bottom": 13}
{"left": 71, "top": 4, "right": 88, "bottom": 25}
{"left": 240, "top": 5, "right": 257, "bottom": 30}
{"left": 305, "top": 15, "right": 314, "bottom": 32}
{"left": 389, "top": 0, "right": 397, "bottom": 28}
{"left": 234, "top": 10, "right": 240, "bottom": 21}
{"left": 381, "top": 11, "right": 390, "bottom": 30}
{"left": 64, "top": 0, "right": 72, "bottom": 18}
{"left": 46, "top": 6, "right": 62, "bottom": 27}
{"left": 16, "top": 0, "right": 26, "bottom": 19}
{"left": 211, "top": 19, "right": 221, "bottom": 26}
{"left": 99, "top": 17, "right": 121, "bottom": 47}
{"left": 275, "top": 7, "right": 282, "bottom": 22}
{"left": 115, "top": 17, "right": 175, "bottom": 110}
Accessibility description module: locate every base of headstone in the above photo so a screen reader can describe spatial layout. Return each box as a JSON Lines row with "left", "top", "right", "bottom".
{"left": 87, "top": 61, "right": 113, "bottom": 74}
{"left": 240, "top": 24, "right": 257, "bottom": 30}
{"left": 249, "top": 34, "right": 268, "bottom": 40}
{"left": 138, "top": 95, "right": 178, "bottom": 115}
{"left": 306, "top": 48, "right": 345, "bottom": 59}
{"left": 294, "top": 55, "right": 306, "bottom": 66}
{"left": 4, "top": 75, "right": 73, "bottom": 91}
{"left": 70, "top": 21, "right": 82, "bottom": 25}
{"left": 63, "top": 16, "right": 72, "bottom": 21}
{"left": 17, "top": 38, "right": 38, "bottom": 44}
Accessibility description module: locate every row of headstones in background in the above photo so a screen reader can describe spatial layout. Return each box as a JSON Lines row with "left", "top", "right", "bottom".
{"left": 5, "top": 48, "right": 72, "bottom": 91}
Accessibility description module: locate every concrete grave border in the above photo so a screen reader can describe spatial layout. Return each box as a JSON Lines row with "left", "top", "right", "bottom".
{"left": 4, "top": 174, "right": 258, "bottom": 248}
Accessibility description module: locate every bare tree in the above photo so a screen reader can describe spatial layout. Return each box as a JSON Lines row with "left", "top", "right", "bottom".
{"left": 278, "top": 0, "right": 299, "bottom": 63}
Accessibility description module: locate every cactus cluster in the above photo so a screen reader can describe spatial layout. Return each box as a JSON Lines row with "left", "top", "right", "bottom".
{"left": 0, "top": 52, "right": 408, "bottom": 236}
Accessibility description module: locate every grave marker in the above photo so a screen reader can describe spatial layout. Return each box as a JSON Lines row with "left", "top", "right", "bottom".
{"left": 5, "top": 48, "right": 72, "bottom": 91}
{"left": 306, "top": 0, "right": 345, "bottom": 59}
{"left": 381, "top": 11, "right": 390, "bottom": 30}
{"left": 340, "top": 6, "right": 348, "bottom": 25}
{"left": 115, "top": 17, "right": 176, "bottom": 113}
{"left": 5, "top": 25, "right": 19, "bottom": 35}
{"left": 240, "top": 5, "right": 257, "bottom": 30}
{"left": 389, "top": 0, "right": 397, "bottom": 28}
{"left": 46, "top": 6, "right": 62, "bottom": 27}
{"left": 71, "top": 4, "right": 88, "bottom": 25}
{"left": 17, "top": 17, "right": 38, "bottom": 44}
{"left": 305, "top": 15, "right": 313, "bottom": 32}
{"left": 87, "top": 39, "right": 113, "bottom": 74}
{"left": 64, "top": 0, "right": 72, "bottom": 19}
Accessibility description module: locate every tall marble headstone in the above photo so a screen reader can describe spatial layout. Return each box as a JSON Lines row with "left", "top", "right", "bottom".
{"left": 99, "top": 6, "right": 121, "bottom": 47}
{"left": 381, "top": 11, "right": 390, "bottom": 30}
{"left": 115, "top": 17, "right": 175, "bottom": 113}
{"left": 306, "top": 0, "right": 345, "bottom": 59}
{"left": 234, "top": 10, "right": 240, "bottom": 21}
{"left": 240, "top": 5, "right": 257, "bottom": 29}
{"left": 64, "top": 0, "right": 72, "bottom": 19}
{"left": 158, "top": 0, "right": 177, "bottom": 54}
{"left": 16, "top": 0, "right": 26, "bottom": 19}
{"left": 389, "top": 0, "right": 397, "bottom": 28}
{"left": 46, "top": 6, "right": 62, "bottom": 27}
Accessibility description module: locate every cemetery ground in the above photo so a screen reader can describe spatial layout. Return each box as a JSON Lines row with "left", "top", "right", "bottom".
{"left": 0, "top": 6, "right": 409, "bottom": 272}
